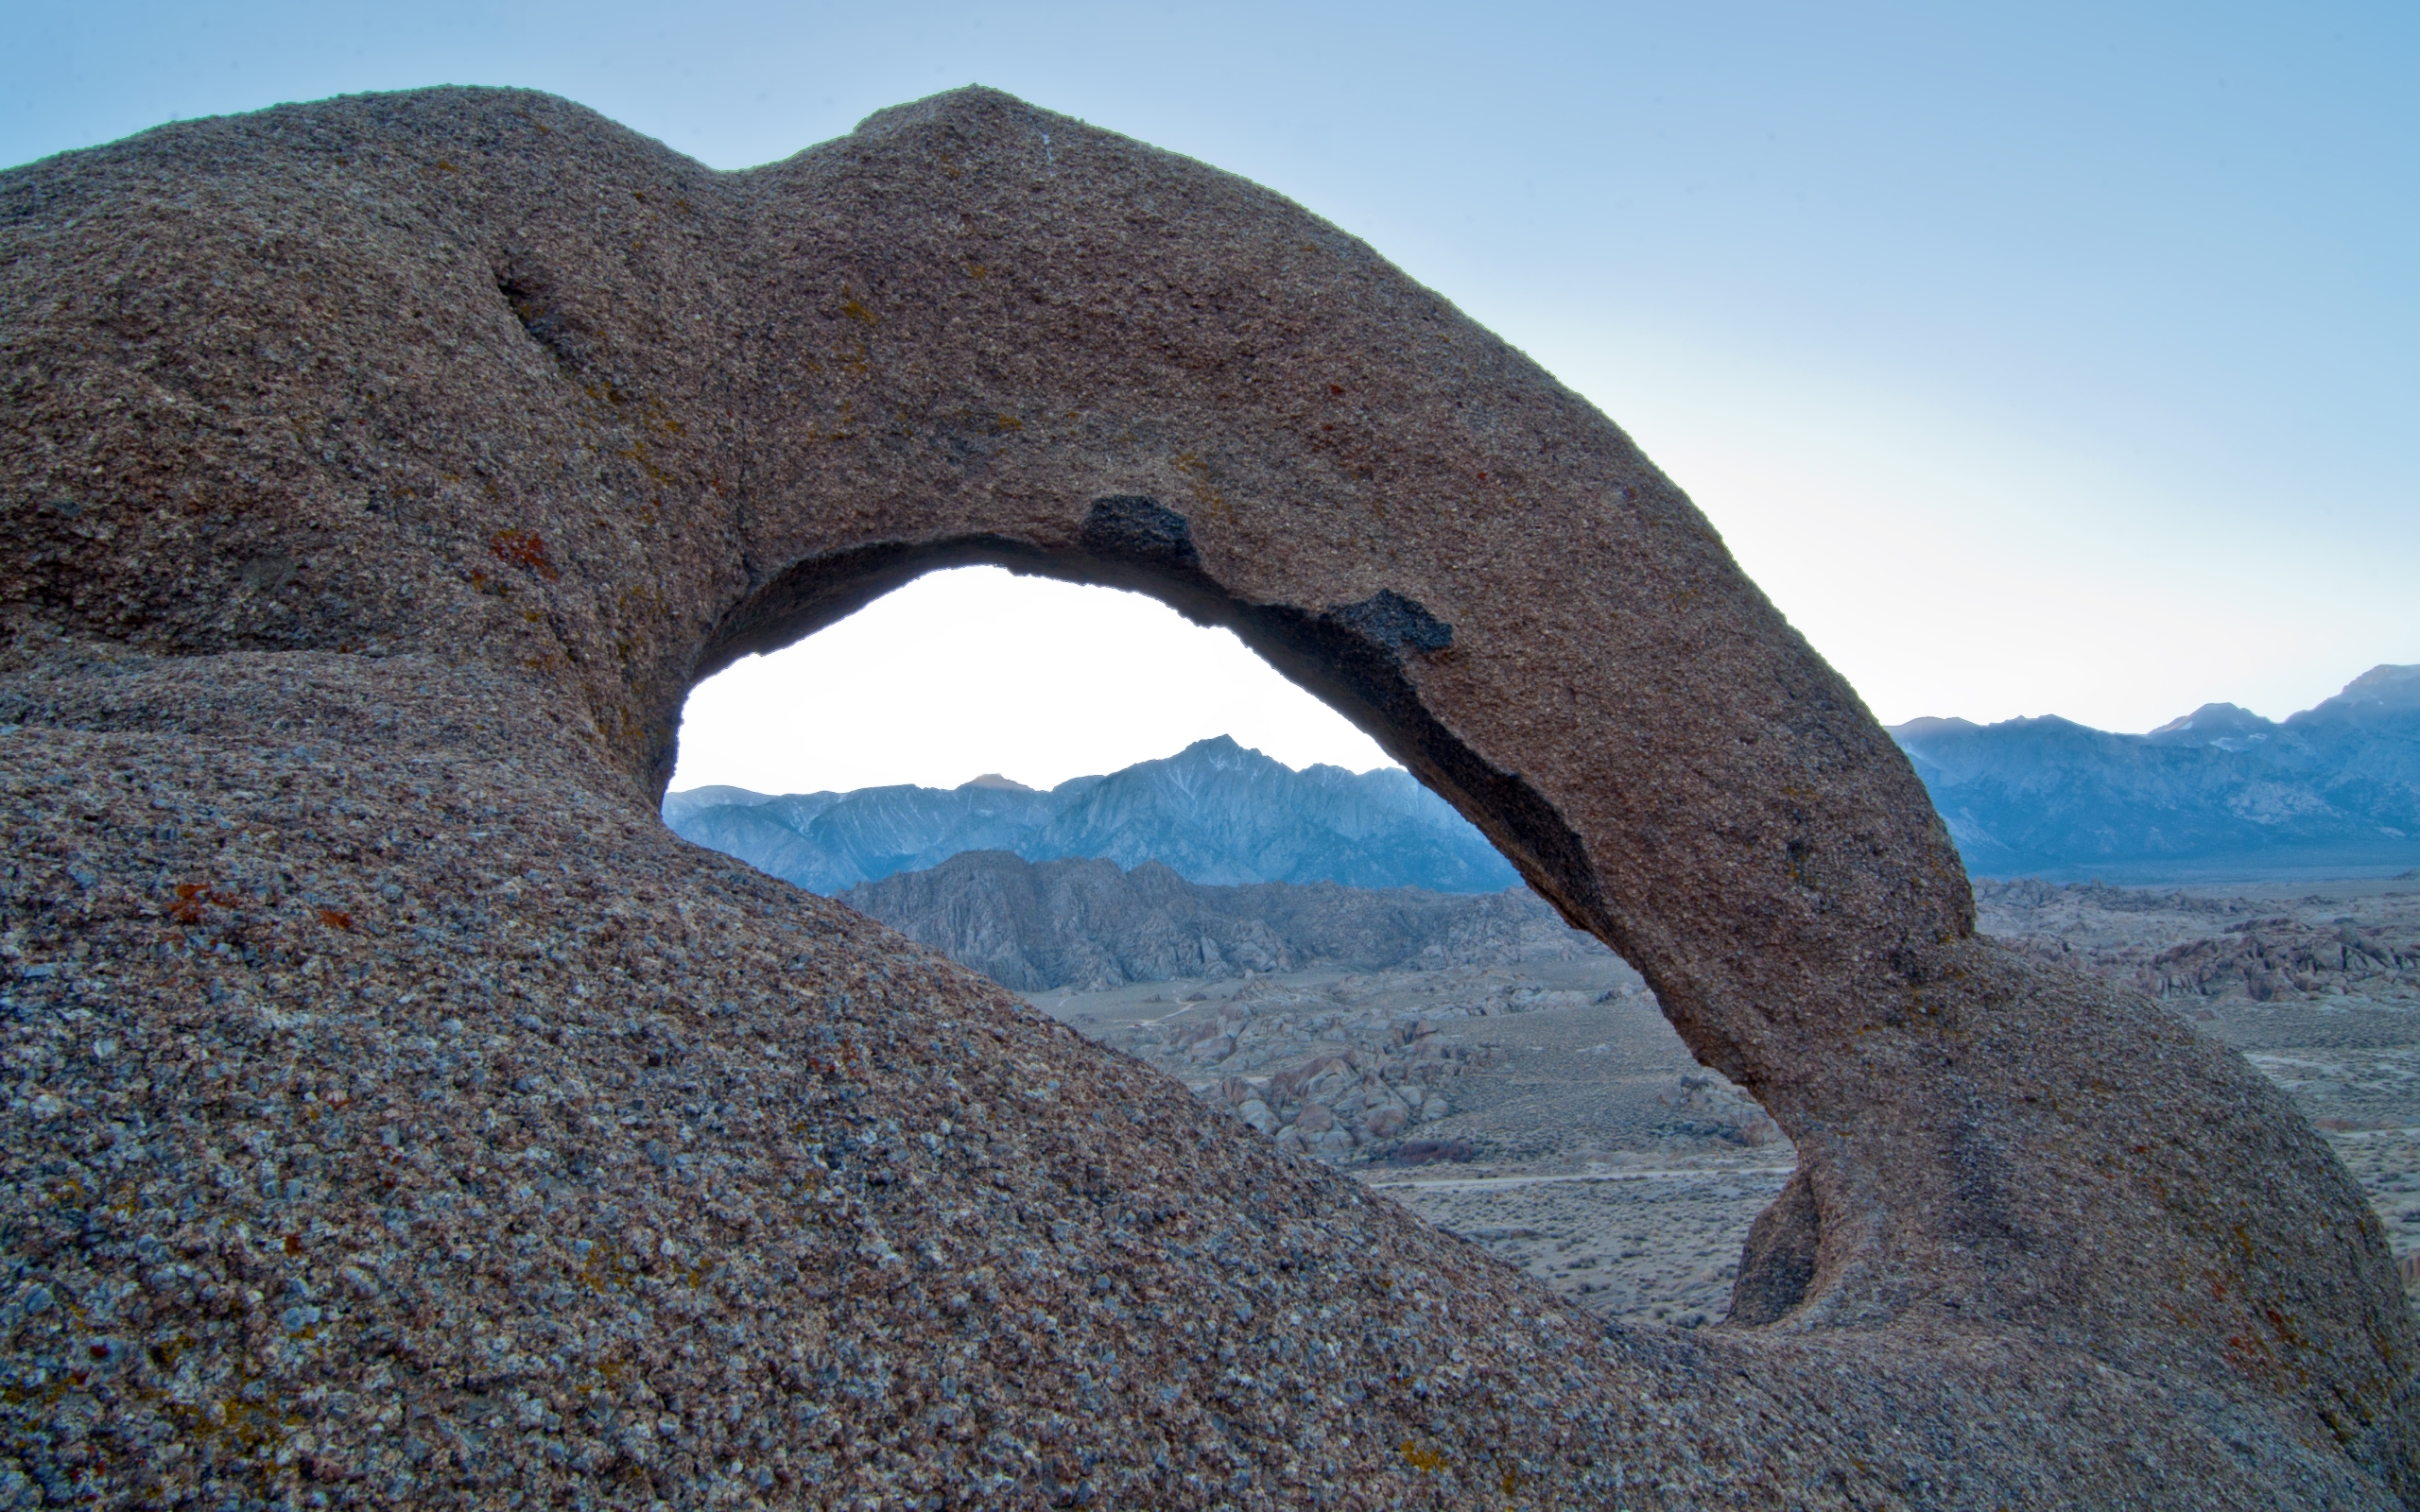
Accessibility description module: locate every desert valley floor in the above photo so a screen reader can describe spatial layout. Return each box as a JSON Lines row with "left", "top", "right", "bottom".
{"left": 1027, "top": 874, "right": 2420, "bottom": 1330}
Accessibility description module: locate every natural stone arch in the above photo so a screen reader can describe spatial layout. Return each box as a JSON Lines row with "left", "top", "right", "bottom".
{"left": 3, "top": 84, "right": 2416, "bottom": 1504}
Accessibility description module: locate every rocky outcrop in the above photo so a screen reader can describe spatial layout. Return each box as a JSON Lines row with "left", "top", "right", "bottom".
{"left": 1893, "top": 664, "right": 2420, "bottom": 880}
{"left": 838, "top": 849, "right": 1599, "bottom": 990}
{"left": 666, "top": 735, "right": 1523, "bottom": 894}
{"left": 1975, "top": 877, "right": 2420, "bottom": 1007}
{"left": 4, "top": 85, "right": 2414, "bottom": 1507}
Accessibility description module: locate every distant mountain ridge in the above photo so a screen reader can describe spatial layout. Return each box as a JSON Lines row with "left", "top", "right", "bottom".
{"left": 1892, "top": 663, "right": 2420, "bottom": 882}
{"left": 663, "top": 735, "right": 1523, "bottom": 895}
{"left": 840, "top": 850, "right": 1601, "bottom": 992}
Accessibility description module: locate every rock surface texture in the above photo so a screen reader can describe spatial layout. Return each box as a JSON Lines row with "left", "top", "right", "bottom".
{"left": 1, "top": 86, "right": 2413, "bottom": 1508}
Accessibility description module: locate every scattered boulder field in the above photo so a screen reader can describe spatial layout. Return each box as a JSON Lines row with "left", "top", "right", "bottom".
{"left": 1018, "top": 872, "right": 2420, "bottom": 1332}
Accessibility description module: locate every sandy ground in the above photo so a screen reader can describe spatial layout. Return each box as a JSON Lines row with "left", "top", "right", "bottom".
{"left": 1038, "top": 874, "right": 2420, "bottom": 1331}
{"left": 1033, "top": 940, "right": 1799, "bottom": 1329}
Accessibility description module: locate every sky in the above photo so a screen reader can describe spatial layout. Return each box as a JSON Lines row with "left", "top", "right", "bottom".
{"left": 9, "top": 2, "right": 2413, "bottom": 792}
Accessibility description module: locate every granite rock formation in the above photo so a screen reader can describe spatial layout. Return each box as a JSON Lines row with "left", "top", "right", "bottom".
{"left": 665, "top": 734, "right": 1522, "bottom": 895}
{"left": 838, "top": 849, "right": 1599, "bottom": 990}
{"left": 3, "top": 86, "right": 2415, "bottom": 1507}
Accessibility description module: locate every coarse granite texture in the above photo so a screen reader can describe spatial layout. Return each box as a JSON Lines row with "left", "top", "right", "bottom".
{"left": 0, "top": 85, "right": 2413, "bottom": 1507}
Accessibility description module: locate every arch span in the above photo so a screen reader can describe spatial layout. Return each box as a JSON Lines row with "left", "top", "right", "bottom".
{"left": 691, "top": 506, "right": 1615, "bottom": 962}
{"left": 4, "top": 84, "right": 2415, "bottom": 1504}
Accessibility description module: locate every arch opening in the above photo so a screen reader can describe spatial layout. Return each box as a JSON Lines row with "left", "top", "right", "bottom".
{"left": 664, "top": 541, "right": 1800, "bottom": 1331}
{"left": 675, "top": 497, "right": 1617, "bottom": 950}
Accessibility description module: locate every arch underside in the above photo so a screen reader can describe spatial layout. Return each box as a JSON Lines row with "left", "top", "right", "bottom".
{"left": 691, "top": 502, "right": 1613, "bottom": 947}
{"left": 1, "top": 82, "right": 2414, "bottom": 1506}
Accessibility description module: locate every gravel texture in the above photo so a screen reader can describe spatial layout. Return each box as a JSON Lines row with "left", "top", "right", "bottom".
{"left": 3, "top": 85, "right": 2417, "bottom": 1505}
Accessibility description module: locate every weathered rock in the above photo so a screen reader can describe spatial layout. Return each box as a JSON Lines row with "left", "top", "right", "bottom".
{"left": 2, "top": 83, "right": 2415, "bottom": 1507}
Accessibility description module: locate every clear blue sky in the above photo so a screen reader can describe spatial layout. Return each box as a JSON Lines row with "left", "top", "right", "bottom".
{"left": 9, "top": 2, "right": 2413, "bottom": 788}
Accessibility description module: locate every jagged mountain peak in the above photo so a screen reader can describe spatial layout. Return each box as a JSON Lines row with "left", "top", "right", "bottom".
{"left": 962, "top": 772, "right": 1037, "bottom": 792}
{"left": 2305, "top": 663, "right": 2420, "bottom": 718}
{"left": 1887, "top": 715, "right": 1980, "bottom": 740}
{"left": 1890, "top": 666, "right": 2420, "bottom": 881}
{"left": 663, "top": 737, "right": 1517, "bottom": 896}
{"left": 2145, "top": 702, "right": 2276, "bottom": 746}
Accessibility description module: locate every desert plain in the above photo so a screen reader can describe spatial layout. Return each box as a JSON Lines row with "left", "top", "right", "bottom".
{"left": 1032, "top": 872, "right": 2420, "bottom": 1331}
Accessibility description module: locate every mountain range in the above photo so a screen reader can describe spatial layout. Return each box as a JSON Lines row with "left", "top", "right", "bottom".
{"left": 666, "top": 665, "right": 2420, "bottom": 898}
{"left": 662, "top": 734, "right": 1523, "bottom": 896}
{"left": 1891, "top": 663, "right": 2420, "bottom": 882}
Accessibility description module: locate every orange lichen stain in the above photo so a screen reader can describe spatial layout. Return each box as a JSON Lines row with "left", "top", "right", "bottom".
{"left": 167, "top": 883, "right": 244, "bottom": 925}
{"left": 149, "top": 1332, "right": 190, "bottom": 1372}
{"left": 432, "top": 161, "right": 458, "bottom": 174}
{"left": 995, "top": 414, "right": 1023, "bottom": 433}
{"left": 620, "top": 439, "right": 675, "bottom": 486}
{"left": 489, "top": 528, "right": 559, "bottom": 581}
{"left": 839, "top": 293, "right": 879, "bottom": 326}
{"left": 1400, "top": 1441, "right": 1447, "bottom": 1472}
{"left": 966, "top": 264, "right": 988, "bottom": 279}
{"left": 2266, "top": 1306, "right": 2310, "bottom": 1349}
{"left": 316, "top": 908, "right": 354, "bottom": 932}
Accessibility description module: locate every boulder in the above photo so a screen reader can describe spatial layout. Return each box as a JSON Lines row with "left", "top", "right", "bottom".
{"left": 1396, "top": 1138, "right": 1479, "bottom": 1165}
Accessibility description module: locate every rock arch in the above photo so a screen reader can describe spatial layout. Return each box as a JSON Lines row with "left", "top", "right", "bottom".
{"left": 3, "top": 85, "right": 2415, "bottom": 1504}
